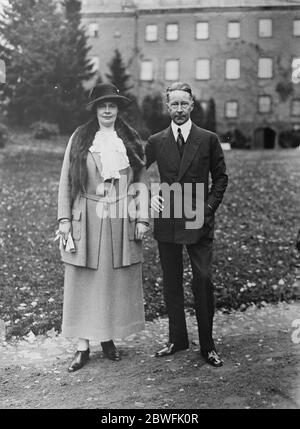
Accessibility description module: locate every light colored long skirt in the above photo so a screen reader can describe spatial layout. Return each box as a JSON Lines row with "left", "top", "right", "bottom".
{"left": 61, "top": 218, "right": 145, "bottom": 341}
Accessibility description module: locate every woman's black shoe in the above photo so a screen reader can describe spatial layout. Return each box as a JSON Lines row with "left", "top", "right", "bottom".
{"left": 67, "top": 349, "right": 90, "bottom": 372}
{"left": 101, "top": 340, "right": 121, "bottom": 361}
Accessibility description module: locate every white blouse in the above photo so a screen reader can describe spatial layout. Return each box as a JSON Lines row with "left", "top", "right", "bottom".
{"left": 89, "top": 129, "right": 130, "bottom": 181}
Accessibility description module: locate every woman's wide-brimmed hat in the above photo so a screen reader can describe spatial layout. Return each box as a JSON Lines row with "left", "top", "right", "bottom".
{"left": 87, "top": 83, "right": 131, "bottom": 109}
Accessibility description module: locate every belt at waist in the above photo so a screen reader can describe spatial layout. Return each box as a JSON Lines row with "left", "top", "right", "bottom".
{"left": 81, "top": 192, "right": 131, "bottom": 204}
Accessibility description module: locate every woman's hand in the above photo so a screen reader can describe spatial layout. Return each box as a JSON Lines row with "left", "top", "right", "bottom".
{"left": 135, "top": 222, "right": 149, "bottom": 240}
{"left": 151, "top": 195, "right": 164, "bottom": 213}
{"left": 59, "top": 220, "right": 71, "bottom": 242}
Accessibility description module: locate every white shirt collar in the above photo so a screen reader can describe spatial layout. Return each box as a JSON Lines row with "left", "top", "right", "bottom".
{"left": 171, "top": 119, "right": 192, "bottom": 142}
{"left": 89, "top": 130, "right": 129, "bottom": 181}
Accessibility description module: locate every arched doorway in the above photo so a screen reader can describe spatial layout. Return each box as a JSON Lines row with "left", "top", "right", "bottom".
{"left": 253, "top": 127, "right": 276, "bottom": 149}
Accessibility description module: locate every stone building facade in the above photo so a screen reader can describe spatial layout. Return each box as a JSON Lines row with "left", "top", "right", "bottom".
{"left": 81, "top": 0, "right": 300, "bottom": 147}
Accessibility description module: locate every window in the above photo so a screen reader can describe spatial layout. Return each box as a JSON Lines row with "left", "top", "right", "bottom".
{"left": 293, "top": 20, "right": 300, "bottom": 36}
{"left": 140, "top": 60, "right": 154, "bottom": 81}
{"left": 200, "top": 101, "right": 208, "bottom": 111}
{"left": 88, "top": 23, "right": 99, "bottom": 38}
{"left": 165, "top": 60, "right": 179, "bottom": 80}
{"left": 196, "top": 22, "right": 209, "bottom": 40}
{"left": 166, "top": 24, "right": 179, "bottom": 41}
{"left": 259, "top": 19, "right": 272, "bottom": 38}
{"left": 145, "top": 24, "right": 158, "bottom": 41}
{"left": 292, "top": 57, "right": 300, "bottom": 84}
{"left": 90, "top": 56, "right": 99, "bottom": 72}
{"left": 258, "top": 58, "right": 273, "bottom": 78}
{"left": 195, "top": 59, "right": 210, "bottom": 80}
{"left": 226, "top": 59, "right": 240, "bottom": 79}
{"left": 258, "top": 95, "right": 271, "bottom": 113}
{"left": 291, "top": 99, "right": 300, "bottom": 116}
{"left": 292, "top": 57, "right": 300, "bottom": 70}
{"left": 228, "top": 22, "right": 240, "bottom": 39}
{"left": 225, "top": 101, "right": 238, "bottom": 118}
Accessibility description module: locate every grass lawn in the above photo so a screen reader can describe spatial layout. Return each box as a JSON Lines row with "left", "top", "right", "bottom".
{"left": 0, "top": 130, "right": 300, "bottom": 339}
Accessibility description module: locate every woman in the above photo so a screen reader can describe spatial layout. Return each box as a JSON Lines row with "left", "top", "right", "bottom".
{"left": 57, "top": 83, "right": 149, "bottom": 372}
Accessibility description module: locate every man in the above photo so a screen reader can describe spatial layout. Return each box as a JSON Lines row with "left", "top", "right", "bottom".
{"left": 145, "top": 82, "right": 228, "bottom": 367}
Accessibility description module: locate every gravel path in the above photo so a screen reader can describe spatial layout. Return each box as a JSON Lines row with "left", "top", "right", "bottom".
{"left": 0, "top": 301, "right": 299, "bottom": 409}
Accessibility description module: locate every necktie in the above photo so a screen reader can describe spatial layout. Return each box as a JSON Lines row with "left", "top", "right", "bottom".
{"left": 177, "top": 128, "right": 185, "bottom": 157}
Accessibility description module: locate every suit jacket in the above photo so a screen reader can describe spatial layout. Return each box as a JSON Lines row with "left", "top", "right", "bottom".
{"left": 145, "top": 123, "right": 228, "bottom": 244}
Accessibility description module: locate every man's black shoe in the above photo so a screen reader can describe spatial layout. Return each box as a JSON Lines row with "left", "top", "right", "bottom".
{"left": 67, "top": 349, "right": 90, "bottom": 372}
{"left": 155, "top": 342, "right": 189, "bottom": 357}
{"left": 202, "top": 350, "right": 223, "bottom": 367}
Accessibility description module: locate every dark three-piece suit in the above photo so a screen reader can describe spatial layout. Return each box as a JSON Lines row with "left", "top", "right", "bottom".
{"left": 145, "top": 122, "right": 228, "bottom": 352}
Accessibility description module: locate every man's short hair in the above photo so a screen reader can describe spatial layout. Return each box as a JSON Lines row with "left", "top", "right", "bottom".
{"left": 166, "top": 82, "right": 193, "bottom": 101}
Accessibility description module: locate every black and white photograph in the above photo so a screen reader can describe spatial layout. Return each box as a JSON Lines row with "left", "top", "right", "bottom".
{"left": 0, "top": 0, "right": 300, "bottom": 412}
